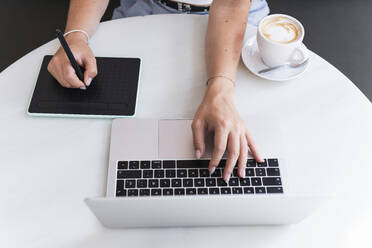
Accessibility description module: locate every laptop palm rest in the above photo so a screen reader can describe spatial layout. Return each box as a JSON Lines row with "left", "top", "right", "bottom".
{"left": 158, "top": 119, "right": 215, "bottom": 159}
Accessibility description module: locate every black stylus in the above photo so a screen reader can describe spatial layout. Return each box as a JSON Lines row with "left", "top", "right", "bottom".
{"left": 55, "top": 29, "right": 85, "bottom": 85}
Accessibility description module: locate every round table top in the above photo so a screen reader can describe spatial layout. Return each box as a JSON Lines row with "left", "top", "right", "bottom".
{"left": 1, "top": 14, "right": 372, "bottom": 248}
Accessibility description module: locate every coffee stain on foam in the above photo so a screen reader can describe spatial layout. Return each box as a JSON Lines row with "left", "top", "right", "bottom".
{"left": 261, "top": 17, "right": 300, "bottom": 44}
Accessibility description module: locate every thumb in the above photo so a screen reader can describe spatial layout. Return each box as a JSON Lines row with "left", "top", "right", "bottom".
{"left": 82, "top": 56, "right": 98, "bottom": 86}
{"left": 192, "top": 120, "right": 206, "bottom": 159}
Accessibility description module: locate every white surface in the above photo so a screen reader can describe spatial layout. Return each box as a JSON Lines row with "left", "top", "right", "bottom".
{"left": 1, "top": 14, "right": 372, "bottom": 248}
{"left": 242, "top": 36, "right": 310, "bottom": 81}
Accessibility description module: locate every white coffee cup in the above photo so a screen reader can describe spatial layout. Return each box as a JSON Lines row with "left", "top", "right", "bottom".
{"left": 257, "top": 14, "right": 309, "bottom": 67}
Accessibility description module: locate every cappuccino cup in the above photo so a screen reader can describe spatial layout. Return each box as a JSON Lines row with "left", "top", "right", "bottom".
{"left": 257, "top": 14, "right": 308, "bottom": 67}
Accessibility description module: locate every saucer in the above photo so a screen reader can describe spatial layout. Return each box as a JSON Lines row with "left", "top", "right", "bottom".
{"left": 241, "top": 36, "right": 310, "bottom": 82}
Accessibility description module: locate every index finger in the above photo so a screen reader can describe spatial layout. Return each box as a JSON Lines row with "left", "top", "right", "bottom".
{"left": 209, "top": 127, "right": 228, "bottom": 173}
{"left": 82, "top": 56, "right": 98, "bottom": 86}
{"left": 191, "top": 120, "right": 206, "bottom": 159}
{"left": 63, "top": 65, "right": 86, "bottom": 89}
{"left": 246, "top": 132, "right": 263, "bottom": 162}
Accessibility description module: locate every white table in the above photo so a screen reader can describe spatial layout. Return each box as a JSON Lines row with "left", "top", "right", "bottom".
{"left": 1, "top": 15, "right": 372, "bottom": 248}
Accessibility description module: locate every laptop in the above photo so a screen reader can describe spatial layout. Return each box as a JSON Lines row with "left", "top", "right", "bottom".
{"left": 85, "top": 117, "right": 325, "bottom": 228}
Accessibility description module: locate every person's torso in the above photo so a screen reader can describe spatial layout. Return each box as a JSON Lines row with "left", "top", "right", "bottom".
{"left": 115, "top": 0, "right": 269, "bottom": 26}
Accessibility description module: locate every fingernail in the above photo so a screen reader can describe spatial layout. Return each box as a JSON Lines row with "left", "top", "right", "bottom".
{"left": 240, "top": 168, "right": 246, "bottom": 178}
{"left": 225, "top": 174, "right": 231, "bottom": 184}
{"left": 86, "top": 77, "right": 92, "bottom": 87}
{"left": 80, "top": 86, "right": 86, "bottom": 90}
{"left": 195, "top": 150, "right": 201, "bottom": 159}
{"left": 209, "top": 166, "right": 216, "bottom": 175}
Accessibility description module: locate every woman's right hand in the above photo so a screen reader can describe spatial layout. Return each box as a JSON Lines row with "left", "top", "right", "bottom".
{"left": 47, "top": 32, "right": 97, "bottom": 90}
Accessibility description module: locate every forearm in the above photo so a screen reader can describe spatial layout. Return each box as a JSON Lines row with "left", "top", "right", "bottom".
{"left": 205, "top": 0, "right": 251, "bottom": 83}
{"left": 65, "top": 0, "right": 109, "bottom": 39}
{"left": 194, "top": 1, "right": 262, "bottom": 177}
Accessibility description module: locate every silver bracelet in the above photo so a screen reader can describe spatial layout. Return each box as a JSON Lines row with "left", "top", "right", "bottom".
{"left": 64, "top": 29, "right": 90, "bottom": 42}
{"left": 206, "top": 76, "right": 235, "bottom": 86}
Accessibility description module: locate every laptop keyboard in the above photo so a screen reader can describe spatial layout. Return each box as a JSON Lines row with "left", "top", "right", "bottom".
{"left": 115, "top": 159, "right": 283, "bottom": 197}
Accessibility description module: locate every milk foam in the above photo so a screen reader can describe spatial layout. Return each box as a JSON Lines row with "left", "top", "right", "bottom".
{"left": 261, "top": 17, "right": 300, "bottom": 44}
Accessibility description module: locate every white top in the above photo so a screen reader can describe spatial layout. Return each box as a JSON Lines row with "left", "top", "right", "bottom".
{"left": 1, "top": 14, "right": 372, "bottom": 248}
{"left": 175, "top": 0, "right": 212, "bottom": 6}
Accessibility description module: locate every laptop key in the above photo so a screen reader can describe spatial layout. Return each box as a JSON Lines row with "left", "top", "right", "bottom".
{"left": 268, "top": 158, "right": 279, "bottom": 167}
{"left": 116, "top": 189, "right": 127, "bottom": 197}
{"left": 263, "top": 177, "right": 282, "bottom": 186}
{"left": 255, "top": 168, "right": 266, "bottom": 176}
{"left": 209, "top": 188, "right": 220, "bottom": 195}
{"left": 255, "top": 187, "right": 266, "bottom": 194}
{"left": 154, "top": 170, "right": 164, "bottom": 178}
{"left": 197, "top": 188, "right": 208, "bottom": 195}
{"left": 188, "top": 169, "right": 198, "bottom": 177}
{"left": 163, "top": 188, "right": 173, "bottom": 196}
{"left": 152, "top": 160, "right": 162, "bottom": 169}
{"left": 149, "top": 179, "right": 159, "bottom": 188}
{"left": 116, "top": 180, "right": 124, "bottom": 190}
{"left": 166, "top": 169, "right": 176, "bottom": 178}
{"left": 211, "top": 168, "right": 222, "bottom": 177}
{"left": 160, "top": 179, "right": 171, "bottom": 187}
{"left": 221, "top": 188, "right": 231, "bottom": 194}
{"left": 267, "top": 168, "right": 280, "bottom": 176}
{"left": 118, "top": 170, "right": 141, "bottom": 179}
{"left": 267, "top": 187, "right": 284, "bottom": 194}
{"left": 125, "top": 180, "right": 135, "bottom": 188}
{"left": 128, "top": 189, "right": 139, "bottom": 196}
{"left": 151, "top": 189, "right": 161, "bottom": 196}
{"left": 199, "top": 169, "right": 209, "bottom": 177}
{"left": 186, "top": 188, "right": 197, "bottom": 195}
{"left": 140, "top": 161, "right": 150, "bottom": 169}
{"left": 194, "top": 178, "right": 205, "bottom": 187}
{"left": 217, "top": 178, "right": 227, "bottom": 186}
{"left": 118, "top": 161, "right": 128, "bottom": 169}
{"left": 171, "top": 179, "right": 182, "bottom": 187}
{"left": 177, "top": 160, "right": 204, "bottom": 168}
{"left": 257, "top": 159, "right": 267, "bottom": 167}
{"left": 232, "top": 169, "right": 238, "bottom": 177}
{"left": 239, "top": 178, "right": 250, "bottom": 186}
{"left": 129, "top": 161, "right": 139, "bottom": 169}
{"left": 251, "top": 177, "right": 262, "bottom": 186}
{"left": 143, "top": 170, "right": 153, "bottom": 178}
{"left": 247, "top": 159, "right": 256, "bottom": 167}
{"left": 246, "top": 168, "right": 255, "bottom": 177}
{"left": 177, "top": 169, "right": 187, "bottom": 178}
{"left": 139, "top": 189, "right": 150, "bottom": 196}
{"left": 116, "top": 180, "right": 127, "bottom": 196}
{"left": 206, "top": 178, "right": 216, "bottom": 187}
{"left": 218, "top": 159, "right": 226, "bottom": 168}
{"left": 137, "top": 179, "right": 147, "bottom": 188}
{"left": 232, "top": 187, "right": 243, "bottom": 194}
{"left": 243, "top": 187, "right": 254, "bottom": 194}
{"left": 183, "top": 179, "right": 193, "bottom": 187}
{"left": 175, "top": 188, "right": 185, "bottom": 195}
{"left": 228, "top": 178, "right": 239, "bottom": 186}
{"left": 163, "top": 160, "right": 176, "bottom": 168}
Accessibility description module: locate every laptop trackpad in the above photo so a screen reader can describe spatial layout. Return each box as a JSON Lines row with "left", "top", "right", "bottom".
{"left": 158, "top": 119, "right": 214, "bottom": 159}
{"left": 158, "top": 116, "right": 283, "bottom": 160}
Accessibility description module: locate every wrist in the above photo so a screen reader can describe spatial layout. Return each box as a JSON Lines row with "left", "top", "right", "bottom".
{"left": 205, "top": 77, "right": 234, "bottom": 101}
{"left": 65, "top": 32, "right": 88, "bottom": 44}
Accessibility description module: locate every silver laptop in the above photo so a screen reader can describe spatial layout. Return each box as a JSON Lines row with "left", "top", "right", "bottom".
{"left": 85, "top": 117, "right": 325, "bottom": 228}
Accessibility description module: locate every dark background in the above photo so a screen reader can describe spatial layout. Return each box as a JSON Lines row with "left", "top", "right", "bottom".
{"left": 1, "top": 0, "right": 371, "bottom": 101}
